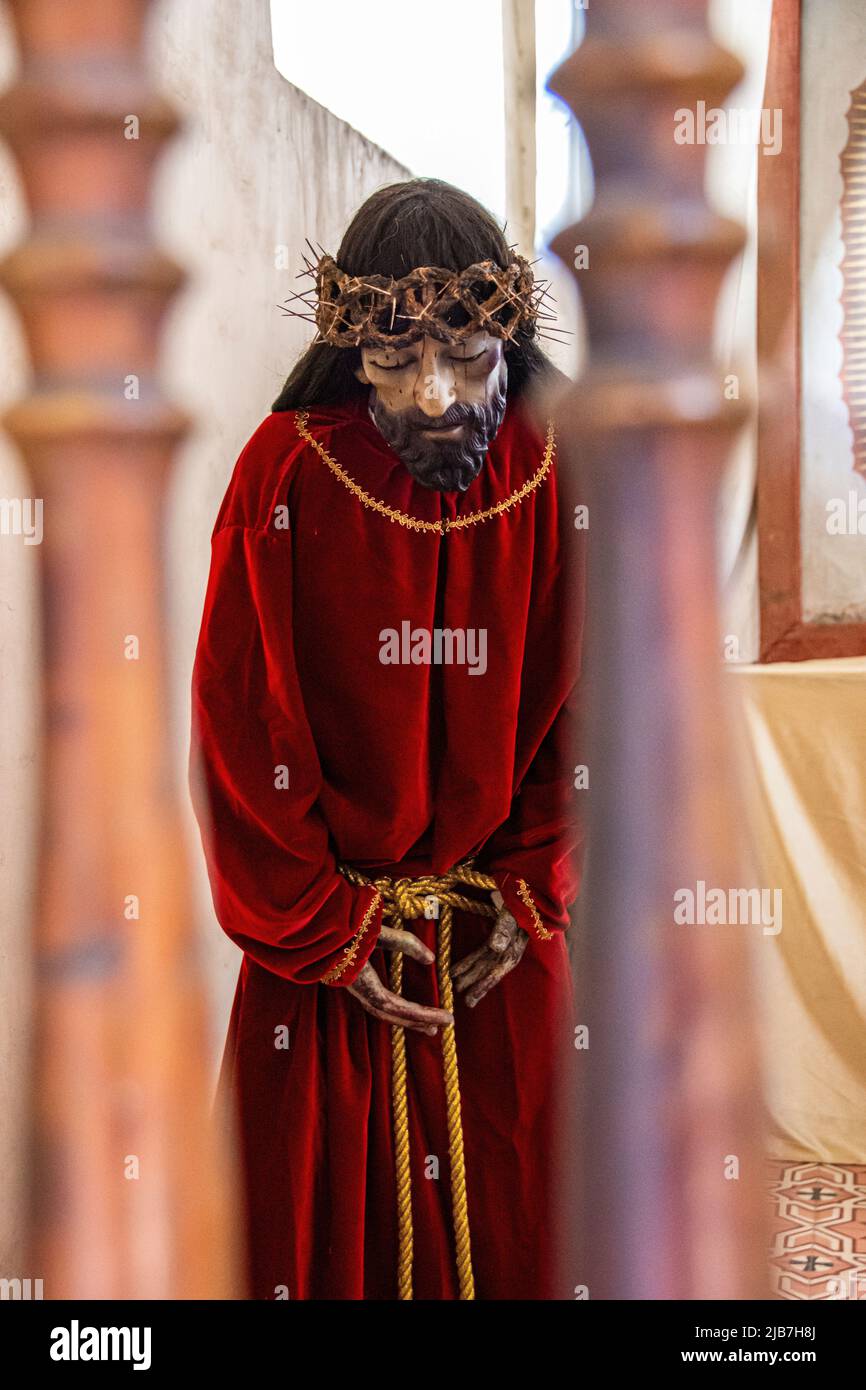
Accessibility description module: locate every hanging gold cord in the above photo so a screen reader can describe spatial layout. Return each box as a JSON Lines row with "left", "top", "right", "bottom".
{"left": 435, "top": 894, "right": 474, "bottom": 1299}
{"left": 388, "top": 946, "right": 413, "bottom": 1299}
{"left": 339, "top": 862, "right": 497, "bottom": 1300}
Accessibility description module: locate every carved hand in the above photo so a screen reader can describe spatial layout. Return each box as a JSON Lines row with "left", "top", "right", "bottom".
{"left": 347, "top": 926, "right": 454, "bottom": 1035}
{"left": 452, "top": 890, "right": 528, "bottom": 1007}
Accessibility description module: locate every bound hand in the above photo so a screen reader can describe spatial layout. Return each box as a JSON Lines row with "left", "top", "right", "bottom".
{"left": 452, "top": 891, "right": 528, "bottom": 1007}
{"left": 347, "top": 926, "right": 454, "bottom": 1035}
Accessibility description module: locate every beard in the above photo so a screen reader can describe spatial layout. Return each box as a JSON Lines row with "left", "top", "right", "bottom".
{"left": 368, "top": 374, "right": 508, "bottom": 492}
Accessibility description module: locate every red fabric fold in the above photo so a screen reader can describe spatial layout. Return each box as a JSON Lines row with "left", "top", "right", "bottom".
{"left": 191, "top": 519, "right": 384, "bottom": 985}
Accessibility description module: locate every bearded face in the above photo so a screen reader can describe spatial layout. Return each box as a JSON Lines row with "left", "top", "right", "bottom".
{"left": 357, "top": 332, "right": 509, "bottom": 492}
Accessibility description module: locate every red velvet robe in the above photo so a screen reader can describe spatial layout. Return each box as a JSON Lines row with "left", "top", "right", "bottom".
{"left": 190, "top": 389, "right": 585, "bottom": 1300}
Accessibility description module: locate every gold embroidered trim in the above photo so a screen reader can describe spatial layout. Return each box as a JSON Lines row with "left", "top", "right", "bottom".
{"left": 294, "top": 409, "right": 555, "bottom": 535}
{"left": 516, "top": 878, "right": 553, "bottom": 941}
{"left": 320, "top": 888, "right": 382, "bottom": 984}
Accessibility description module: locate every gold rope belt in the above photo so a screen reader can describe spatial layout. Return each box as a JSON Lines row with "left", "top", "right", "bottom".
{"left": 339, "top": 861, "right": 497, "bottom": 1301}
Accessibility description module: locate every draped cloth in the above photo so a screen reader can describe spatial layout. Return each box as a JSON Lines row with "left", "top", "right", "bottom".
{"left": 190, "top": 390, "right": 585, "bottom": 1298}
{"left": 729, "top": 658, "right": 866, "bottom": 1161}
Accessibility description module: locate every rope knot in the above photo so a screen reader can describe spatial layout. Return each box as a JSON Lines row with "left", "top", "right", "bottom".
{"left": 392, "top": 877, "right": 428, "bottom": 920}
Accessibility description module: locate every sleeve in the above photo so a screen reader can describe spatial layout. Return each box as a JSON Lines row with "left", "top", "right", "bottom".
{"left": 477, "top": 681, "right": 585, "bottom": 940}
{"left": 189, "top": 521, "right": 382, "bottom": 986}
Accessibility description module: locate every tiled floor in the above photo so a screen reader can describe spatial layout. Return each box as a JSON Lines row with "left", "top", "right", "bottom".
{"left": 768, "top": 1161, "right": 866, "bottom": 1300}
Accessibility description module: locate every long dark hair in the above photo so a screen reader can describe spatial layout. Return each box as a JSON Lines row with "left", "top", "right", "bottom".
{"left": 272, "top": 178, "right": 560, "bottom": 412}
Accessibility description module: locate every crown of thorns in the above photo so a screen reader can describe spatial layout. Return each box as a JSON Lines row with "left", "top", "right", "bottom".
{"left": 280, "top": 243, "right": 560, "bottom": 350}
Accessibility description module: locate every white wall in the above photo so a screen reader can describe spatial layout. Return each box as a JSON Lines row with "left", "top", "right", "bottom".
{"left": 270, "top": 0, "right": 506, "bottom": 223}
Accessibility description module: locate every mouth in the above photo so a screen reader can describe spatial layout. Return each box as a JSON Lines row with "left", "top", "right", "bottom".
{"left": 418, "top": 422, "right": 464, "bottom": 438}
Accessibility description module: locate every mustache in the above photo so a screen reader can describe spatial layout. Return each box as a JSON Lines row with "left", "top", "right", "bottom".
{"left": 389, "top": 401, "right": 487, "bottom": 431}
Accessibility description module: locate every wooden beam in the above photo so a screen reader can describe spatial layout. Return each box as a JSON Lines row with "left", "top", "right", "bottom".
{"left": 502, "top": 0, "right": 536, "bottom": 255}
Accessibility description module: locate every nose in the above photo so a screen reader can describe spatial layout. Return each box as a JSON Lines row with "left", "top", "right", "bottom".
{"left": 413, "top": 339, "right": 456, "bottom": 416}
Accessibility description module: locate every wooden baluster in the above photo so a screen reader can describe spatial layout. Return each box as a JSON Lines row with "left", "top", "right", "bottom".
{"left": 0, "top": 0, "right": 237, "bottom": 1297}
{"left": 549, "top": 0, "right": 769, "bottom": 1299}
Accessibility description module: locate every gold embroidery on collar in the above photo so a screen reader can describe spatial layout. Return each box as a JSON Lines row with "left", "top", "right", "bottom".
{"left": 293, "top": 409, "right": 555, "bottom": 535}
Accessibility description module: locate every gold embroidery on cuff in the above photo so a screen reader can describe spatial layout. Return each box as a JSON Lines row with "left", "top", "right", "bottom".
{"left": 320, "top": 889, "right": 382, "bottom": 984}
{"left": 516, "top": 878, "right": 553, "bottom": 941}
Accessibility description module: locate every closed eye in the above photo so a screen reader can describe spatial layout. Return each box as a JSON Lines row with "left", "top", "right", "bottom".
{"left": 372, "top": 349, "right": 486, "bottom": 370}
{"left": 451, "top": 350, "right": 486, "bottom": 364}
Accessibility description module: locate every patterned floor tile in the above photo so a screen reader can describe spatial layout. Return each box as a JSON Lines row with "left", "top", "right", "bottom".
{"left": 768, "top": 1161, "right": 866, "bottom": 1300}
